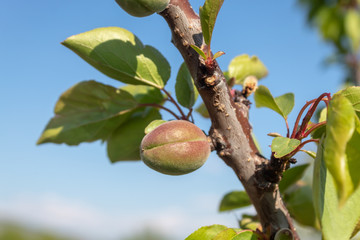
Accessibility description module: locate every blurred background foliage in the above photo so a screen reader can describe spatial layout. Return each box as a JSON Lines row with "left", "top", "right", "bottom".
{"left": 0, "top": 222, "right": 171, "bottom": 240}
{"left": 297, "top": 0, "right": 360, "bottom": 86}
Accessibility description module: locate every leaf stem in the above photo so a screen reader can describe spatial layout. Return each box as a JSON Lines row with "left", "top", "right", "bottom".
{"left": 302, "top": 121, "right": 326, "bottom": 138}
{"left": 138, "top": 103, "right": 180, "bottom": 120}
{"left": 186, "top": 108, "right": 193, "bottom": 121}
{"left": 161, "top": 88, "right": 187, "bottom": 119}
{"left": 291, "top": 93, "right": 330, "bottom": 139}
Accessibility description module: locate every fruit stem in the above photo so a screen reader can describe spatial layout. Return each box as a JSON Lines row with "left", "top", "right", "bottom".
{"left": 138, "top": 103, "right": 180, "bottom": 120}
{"left": 161, "top": 88, "right": 187, "bottom": 119}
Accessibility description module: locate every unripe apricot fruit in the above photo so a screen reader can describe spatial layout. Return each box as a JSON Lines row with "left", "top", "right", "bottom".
{"left": 140, "top": 120, "right": 211, "bottom": 175}
{"left": 115, "top": 0, "right": 170, "bottom": 17}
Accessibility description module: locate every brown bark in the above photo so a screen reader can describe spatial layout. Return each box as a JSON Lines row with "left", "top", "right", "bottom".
{"left": 159, "top": 1, "right": 299, "bottom": 239}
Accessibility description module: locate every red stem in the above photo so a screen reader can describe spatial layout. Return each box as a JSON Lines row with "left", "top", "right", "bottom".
{"left": 138, "top": 103, "right": 180, "bottom": 120}
{"left": 186, "top": 108, "right": 193, "bottom": 121}
{"left": 302, "top": 121, "right": 326, "bottom": 138}
{"left": 291, "top": 93, "right": 331, "bottom": 139}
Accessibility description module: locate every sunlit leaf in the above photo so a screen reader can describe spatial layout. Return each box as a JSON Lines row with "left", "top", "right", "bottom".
{"left": 199, "top": 0, "right": 224, "bottom": 46}
{"left": 219, "top": 191, "right": 252, "bottom": 212}
{"left": 335, "top": 86, "right": 360, "bottom": 118}
{"left": 239, "top": 218, "right": 261, "bottom": 231}
{"left": 313, "top": 137, "right": 360, "bottom": 240}
{"left": 271, "top": 137, "right": 300, "bottom": 158}
{"left": 190, "top": 45, "right": 207, "bottom": 59}
{"left": 120, "top": 84, "right": 165, "bottom": 104}
{"left": 144, "top": 119, "right": 167, "bottom": 134}
{"left": 213, "top": 228, "right": 237, "bottom": 240}
{"left": 175, "top": 62, "right": 198, "bottom": 109}
{"left": 232, "top": 231, "right": 258, "bottom": 240}
{"left": 107, "top": 108, "right": 161, "bottom": 162}
{"left": 316, "top": 6, "right": 344, "bottom": 43}
{"left": 279, "top": 164, "right": 310, "bottom": 193}
{"left": 62, "top": 27, "right": 170, "bottom": 88}
{"left": 254, "top": 85, "right": 294, "bottom": 119}
{"left": 228, "top": 55, "right": 268, "bottom": 85}
{"left": 185, "top": 225, "right": 228, "bottom": 240}
{"left": 37, "top": 80, "right": 137, "bottom": 145}
{"left": 324, "top": 95, "right": 355, "bottom": 204}
{"left": 345, "top": 9, "right": 360, "bottom": 51}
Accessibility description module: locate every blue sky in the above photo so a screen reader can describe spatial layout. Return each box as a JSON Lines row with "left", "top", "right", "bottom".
{"left": 0, "top": 0, "right": 340, "bottom": 239}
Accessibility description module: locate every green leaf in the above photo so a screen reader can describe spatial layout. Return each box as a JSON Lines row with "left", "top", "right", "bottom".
{"left": 175, "top": 62, "right": 199, "bottom": 109}
{"left": 62, "top": 27, "right": 170, "bottom": 88}
{"left": 228, "top": 55, "right": 268, "bottom": 85}
{"left": 190, "top": 45, "right": 207, "bottom": 59}
{"left": 324, "top": 95, "right": 355, "bottom": 204}
{"left": 213, "top": 51, "right": 225, "bottom": 60}
{"left": 313, "top": 137, "right": 360, "bottom": 240}
{"left": 316, "top": 7, "right": 344, "bottom": 43}
{"left": 196, "top": 103, "right": 210, "bottom": 118}
{"left": 254, "top": 85, "right": 294, "bottom": 119}
{"left": 279, "top": 164, "right": 310, "bottom": 193}
{"left": 37, "top": 80, "right": 137, "bottom": 145}
{"left": 185, "top": 225, "right": 228, "bottom": 240}
{"left": 144, "top": 119, "right": 167, "bottom": 134}
{"left": 213, "top": 228, "right": 237, "bottom": 240}
{"left": 311, "top": 107, "right": 327, "bottom": 139}
{"left": 346, "top": 119, "right": 360, "bottom": 191}
{"left": 239, "top": 218, "right": 261, "bottom": 231}
{"left": 345, "top": 9, "right": 360, "bottom": 51}
{"left": 107, "top": 108, "right": 161, "bottom": 162}
{"left": 199, "top": 0, "right": 224, "bottom": 46}
{"left": 271, "top": 137, "right": 301, "bottom": 158}
{"left": 120, "top": 84, "right": 165, "bottom": 104}
{"left": 284, "top": 184, "right": 317, "bottom": 228}
{"left": 336, "top": 86, "right": 360, "bottom": 118}
{"left": 300, "top": 149, "right": 316, "bottom": 159}
{"left": 231, "top": 231, "right": 258, "bottom": 240}
{"left": 218, "top": 191, "right": 252, "bottom": 212}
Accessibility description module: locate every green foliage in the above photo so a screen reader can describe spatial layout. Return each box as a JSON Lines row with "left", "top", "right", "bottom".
{"left": 284, "top": 184, "right": 317, "bottom": 228}
{"left": 254, "top": 85, "right": 294, "bottom": 120}
{"left": 37, "top": 80, "right": 137, "bottom": 145}
{"left": 279, "top": 164, "right": 310, "bottom": 193}
{"left": 120, "top": 84, "right": 165, "bottom": 104}
{"left": 144, "top": 119, "right": 167, "bottom": 134}
{"left": 313, "top": 137, "right": 360, "bottom": 240}
{"left": 199, "top": 0, "right": 224, "bottom": 46}
{"left": 115, "top": 0, "right": 169, "bottom": 18}
{"left": 271, "top": 137, "right": 300, "bottom": 158}
{"left": 185, "top": 225, "right": 258, "bottom": 240}
{"left": 218, "top": 191, "right": 252, "bottom": 212}
{"left": 107, "top": 108, "right": 161, "bottom": 162}
{"left": 324, "top": 95, "right": 355, "bottom": 204}
{"left": 345, "top": 9, "right": 360, "bottom": 51}
{"left": 228, "top": 55, "right": 268, "bottom": 85}
{"left": 0, "top": 222, "right": 75, "bottom": 240}
{"left": 185, "top": 225, "right": 228, "bottom": 240}
{"left": 62, "top": 27, "right": 170, "bottom": 89}
{"left": 175, "top": 62, "right": 198, "bottom": 109}
{"left": 298, "top": 0, "right": 360, "bottom": 85}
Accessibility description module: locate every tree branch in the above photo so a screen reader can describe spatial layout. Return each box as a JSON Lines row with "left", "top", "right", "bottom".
{"left": 159, "top": 1, "right": 299, "bottom": 238}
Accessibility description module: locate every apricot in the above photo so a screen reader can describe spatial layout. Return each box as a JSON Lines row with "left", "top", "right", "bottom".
{"left": 140, "top": 120, "right": 210, "bottom": 175}
{"left": 115, "top": 0, "right": 170, "bottom": 17}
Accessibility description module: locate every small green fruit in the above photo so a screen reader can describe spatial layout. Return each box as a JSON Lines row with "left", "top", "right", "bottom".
{"left": 140, "top": 120, "right": 210, "bottom": 175}
{"left": 115, "top": 0, "right": 170, "bottom": 17}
